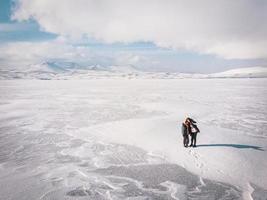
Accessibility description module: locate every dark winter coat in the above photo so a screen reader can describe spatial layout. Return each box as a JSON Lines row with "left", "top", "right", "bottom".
{"left": 191, "top": 123, "right": 200, "bottom": 133}
{"left": 181, "top": 123, "right": 189, "bottom": 136}
{"left": 188, "top": 118, "right": 197, "bottom": 124}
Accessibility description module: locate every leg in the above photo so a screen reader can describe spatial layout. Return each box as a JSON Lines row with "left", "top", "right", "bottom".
{"left": 189, "top": 134, "right": 193, "bottom": 147}
{"left": 183, "top": 135, "right": 188, "bottom": 147}
{"left": 193, "top": 133, "right": 197, "bottom": 147}
{"left": 183, "top": 136, "right": 186, "bottom": 147}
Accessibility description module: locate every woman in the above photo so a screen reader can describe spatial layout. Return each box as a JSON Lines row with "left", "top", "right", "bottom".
{"left": 187, "top": 117, "right": 200, "bottom": 147}
{"left": 181, "top": 119, "right": 191, "bottom": 147}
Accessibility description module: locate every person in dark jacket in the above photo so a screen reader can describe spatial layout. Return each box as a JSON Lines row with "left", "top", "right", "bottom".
{"left": 187, "top": 117, "right": 200, "bottom": 147}
{"left": 181, "top": 120, "right": 191, "bottom": 147}
{"left": 187, "top": 117, "right": 196, "bottom": 124}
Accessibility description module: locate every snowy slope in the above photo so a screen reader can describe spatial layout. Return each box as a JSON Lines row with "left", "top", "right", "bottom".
{"left": 208, "top": 67, "right": 267, "bottom": 78}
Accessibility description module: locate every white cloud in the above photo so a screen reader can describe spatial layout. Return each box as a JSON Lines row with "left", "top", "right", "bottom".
{"left": 0, "top": 39, "right": 86, "bottom": 68}
{"left": 0, "top": 39, "right": 266, "bottom": 73}
{"left": 114, "top": 53, "right": 141, "bottom": 66}
{"left": 0, "top": 39, "right": 145, "bottom": 69}
{"left": 1, "top": 41, "right": 63, "bottom": 61}
{"left": 11, "top": 0, "right": 267, "bottom": 59}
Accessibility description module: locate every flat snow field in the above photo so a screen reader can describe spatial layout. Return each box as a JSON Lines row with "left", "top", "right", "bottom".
{"left": 0, "top": 79, "right": 267, "bottom": 200}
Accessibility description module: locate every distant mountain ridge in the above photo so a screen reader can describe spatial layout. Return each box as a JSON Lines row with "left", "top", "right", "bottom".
{"left": 209, "top": 67, "right": 267, "bottom": 78}
{"left": 0, "top": 63, "right": 266, "bottom": 80}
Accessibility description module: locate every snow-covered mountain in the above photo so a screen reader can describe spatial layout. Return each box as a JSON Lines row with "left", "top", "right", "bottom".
{"left": 26, "top": 62, "right": 139, "bottom": 73}
{"left": 0, "top": 63, "right": 267, "bottom": 79}
{"left": 0, "top": 61, "right": 141, "bottom": 79}
{"left": 208, "top": 67, "right": 267, "bottom": 78}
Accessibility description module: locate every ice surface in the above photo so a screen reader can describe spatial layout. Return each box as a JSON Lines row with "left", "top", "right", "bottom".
{"left": 0, "top": 79, "right": 266, "bottom": 199}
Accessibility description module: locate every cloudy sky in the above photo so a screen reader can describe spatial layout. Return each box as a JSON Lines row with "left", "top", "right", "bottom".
{"left": 0, "top": 0, "right": 267, "bottom": 73}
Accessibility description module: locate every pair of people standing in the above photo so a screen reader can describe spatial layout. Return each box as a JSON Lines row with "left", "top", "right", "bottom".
{"left": 181, "top": 117, "right": 200, "bottom": 147}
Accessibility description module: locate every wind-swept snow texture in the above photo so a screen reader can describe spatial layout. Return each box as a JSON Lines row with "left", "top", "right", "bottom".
{"left": 0, "top": 79, "right": 266, "bottom": 200}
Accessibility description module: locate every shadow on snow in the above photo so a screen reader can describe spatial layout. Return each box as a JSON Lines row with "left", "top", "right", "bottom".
{"left": 196, "top": 144, "right": 264, "bottom": 151}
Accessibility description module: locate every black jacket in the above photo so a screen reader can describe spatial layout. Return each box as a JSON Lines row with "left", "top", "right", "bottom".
{"left": 181, "top": 123, "right": 189, "bottom": 136}
{"left": 191, "top": 123, "right": 200, "bottom": 133}
{"left": 188, "top": 118, "right": 197, "bottom": 124}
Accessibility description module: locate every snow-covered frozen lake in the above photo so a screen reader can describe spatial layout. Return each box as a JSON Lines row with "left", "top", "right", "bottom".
{"left": 0, "top": 79, "right": 267, "bottom": 199}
